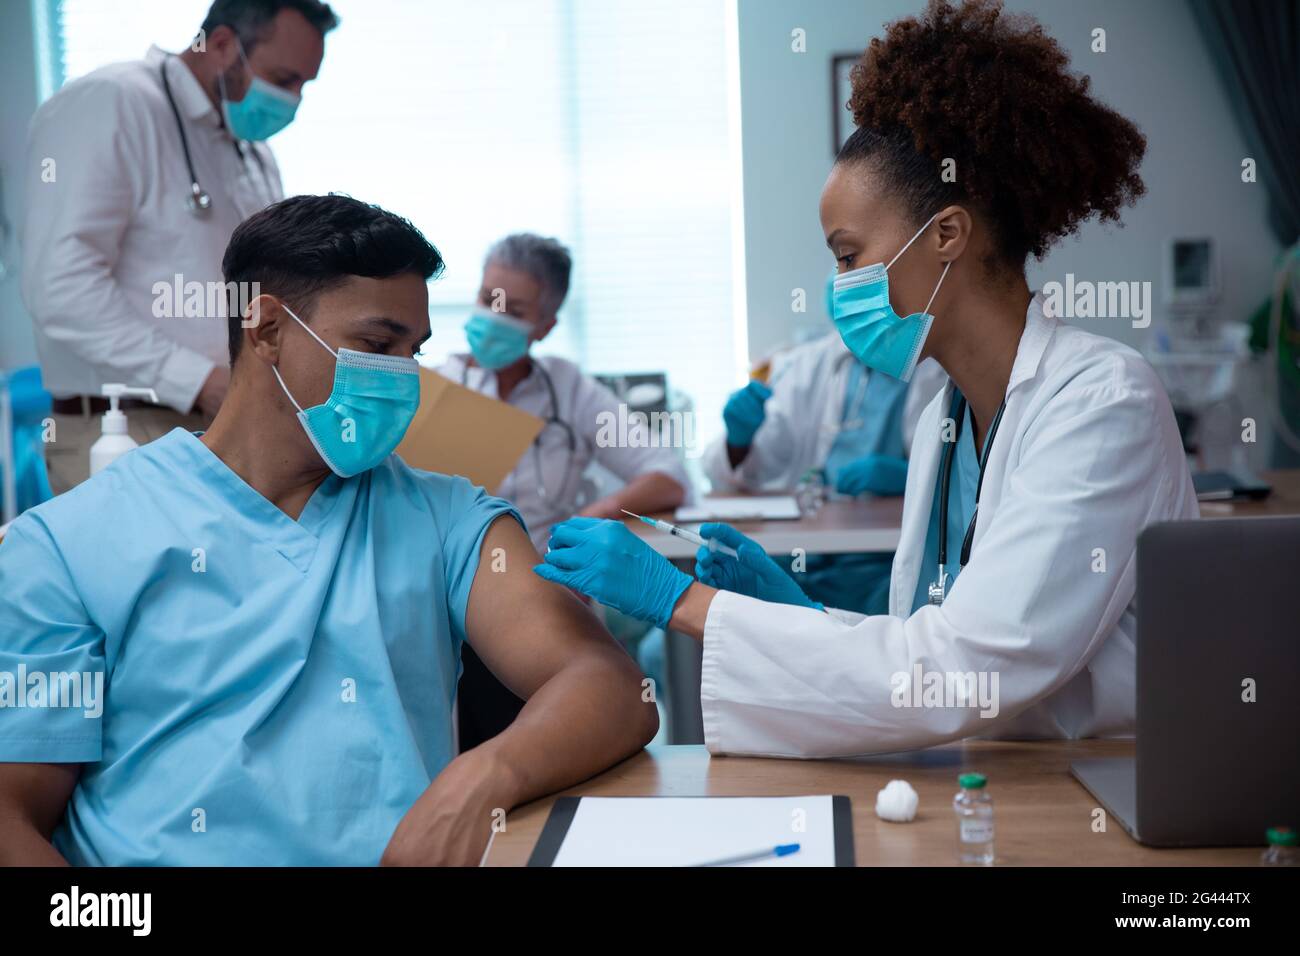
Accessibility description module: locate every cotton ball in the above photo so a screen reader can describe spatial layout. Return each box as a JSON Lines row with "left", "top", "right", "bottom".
{"left": 875, "top": 779, "right": 919, "bottom": 822}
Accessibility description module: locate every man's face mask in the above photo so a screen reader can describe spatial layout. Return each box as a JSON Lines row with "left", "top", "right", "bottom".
{"left": 271, "top": 303, "right": 421, "bottom": 478}
{"left": 464, "top": 308, "right": 532, "bottom": 370}
{"left": 830, "top": 212, "right": 951, "bottom": 382}
{"left": 218, "top": 36, "right": 300, "bottom": 141}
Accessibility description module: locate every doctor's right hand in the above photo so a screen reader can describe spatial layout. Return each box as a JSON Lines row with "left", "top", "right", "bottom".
{"left": 722, "top": 381, "right": 772, "bottom": 447}
{"left": 534, "top": 517, "right": 694, "bottom": 628}
{"left": 695, "top": 523, "right": 822, "bottom": 611}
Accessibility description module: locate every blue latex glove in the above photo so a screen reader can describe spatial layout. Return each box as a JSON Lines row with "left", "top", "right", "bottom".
{"left": 722, "top": 381, "right": 772, "bottom": 447}
{"left": 534, "top": 517, "right": 694, "bottom": 628}
{"left": 694, "top": 523, "right": 823, "bottom": 610}
{"left": 833, "top": 453, "right": 908, "bottom": 497}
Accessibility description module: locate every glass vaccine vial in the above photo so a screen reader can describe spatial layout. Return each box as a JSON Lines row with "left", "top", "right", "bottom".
{"left": 953, "top": 772, "right": 995, "bottom": 865}
{"left": 1261, "top": 826, "right": 1298, "bottom": 865}
{"left": 795, "top": 468, "right": 828, "bottom": 516}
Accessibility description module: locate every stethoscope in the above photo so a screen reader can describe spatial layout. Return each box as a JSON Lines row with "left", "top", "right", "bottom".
{"left": 159, "top": 55, "right": 271, "bottom": 217}
{"left": 462, "top": 359, "right": 582, "bottom": 507}
{"left": 927, "top": 392, "right": 1007, "bottom": 606}
{"left": 815, "top": 355, "right": 871, "bottom": 435}
{"left": 838, "top": 358, "right": 871, "bottom": 432}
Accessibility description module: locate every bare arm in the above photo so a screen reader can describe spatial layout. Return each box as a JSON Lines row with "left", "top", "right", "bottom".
{"left": 382, "top": 515, "right": 658, "bottom": 865}
{"left": 0, "top": 763, "right": 81, "bottom": 866}
{"left": 579, "top": 470, "right": 686, "bottom": 520}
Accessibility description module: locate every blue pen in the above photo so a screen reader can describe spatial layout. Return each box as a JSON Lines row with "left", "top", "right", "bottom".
{"left": 691, "top": 843, "right": 801, "bottom": 867}
{"left": 622, "top": 510, "right": 739, "bottom": 558}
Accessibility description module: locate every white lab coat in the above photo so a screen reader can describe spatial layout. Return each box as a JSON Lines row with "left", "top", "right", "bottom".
{"left": 699, "top": 294, "right": 1199, "bottom": 757}
{"left": 22, "top": 46, "right": 283, "bottom": 412}
{"left": 701, "top": 331, "right": 945, "bottom": 492}
{"left": 438, "top": 354, "right": 692, "bottom": 552}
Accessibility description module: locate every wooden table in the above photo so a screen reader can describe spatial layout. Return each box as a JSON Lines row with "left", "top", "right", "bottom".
{"left": 485, "top": 741, "right": 1261, "bottom": 866}
{"left": 1200, "top": 468, "right": 1300, "bottom": 519}
{"left": 628, "top": 468, "right": 1300, "bottom": 558}
{"left": 627, "top": 496, "right": 905, "bottom": 558}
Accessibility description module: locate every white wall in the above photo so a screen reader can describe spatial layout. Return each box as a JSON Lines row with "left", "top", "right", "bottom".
{"left": 735, "top": 0, "right": 1282, "bottom": 361}
{"left": 3, "top": 0, "right": 1285, "bottom": 435}
{"left": 0, "top": 0, "right": 40, "bottom": 370}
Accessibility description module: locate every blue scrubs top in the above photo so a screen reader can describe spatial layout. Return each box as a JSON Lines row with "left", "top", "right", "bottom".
{"left": 822, "top": 360, "right": 909, "bottom": 481}
{"left": 800, "top": 361, "right": 909, "bottom": 615}
{"left": 0, "top": 429, "right": 520, "bottom": 865}
{"left": 911, "top": 392, "right": 981, "bottom": 613}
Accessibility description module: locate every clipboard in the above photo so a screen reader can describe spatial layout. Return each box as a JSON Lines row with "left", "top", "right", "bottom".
{"left": 527, "top": 795, "right": 855, "bottom": 867}
{"left": 394, "top": 368, "right": 543, "bottom": 492}
{"left": 675, "top": 495, "right": 802, "bottom": 522}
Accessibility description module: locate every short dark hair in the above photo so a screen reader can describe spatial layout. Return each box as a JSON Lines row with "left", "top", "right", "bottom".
{"left": 200, "top": 0, "right": 339, "bottom": 52}
{"left": 222, "top": 194, "right": 444, "bottom": 364}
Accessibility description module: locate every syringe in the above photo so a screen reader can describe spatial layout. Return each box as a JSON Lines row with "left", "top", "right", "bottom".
{"left": 621, "top": 510, "right": 739, "bottom": 558}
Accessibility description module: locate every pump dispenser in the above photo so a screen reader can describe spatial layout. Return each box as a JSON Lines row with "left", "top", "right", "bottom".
{"left": 89, "top": 385, "right": 159, "bottom": 476}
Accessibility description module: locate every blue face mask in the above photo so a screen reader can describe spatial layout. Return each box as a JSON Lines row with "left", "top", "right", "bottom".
{"left": 831, "top": 213, "right": 951, "bottom": 382}
{"left": 219, "top": 38, "right": 300, "bottom": 141}
{"left": 464, "top": 309, "right": 532, "bottom": 370}
{"left": 271, "top": 303, "right": 421, "bottom": 478}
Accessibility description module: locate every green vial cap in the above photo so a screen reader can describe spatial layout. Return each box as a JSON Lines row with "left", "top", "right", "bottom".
{"left": 1266, "top": 827, "right": 1297, "bottom": 846}
{"left": 958, "top": 772, "right": 987, "bottom": 789}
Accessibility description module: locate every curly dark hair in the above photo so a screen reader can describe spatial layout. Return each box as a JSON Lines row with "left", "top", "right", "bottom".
{"left": 838, "top": 0, "right": 1146, "bottom": 266}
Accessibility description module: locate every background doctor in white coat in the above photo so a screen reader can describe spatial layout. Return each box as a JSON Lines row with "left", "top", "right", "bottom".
{"left": 701, "top": 290, "right": 945, "bottom": 498}
{"left": 535, "top": 0, "right": 1198, "bottom": 758}
{"left": 22, "top": 0, "right": 337, "bottom": 493}
{"left": 701, "top": 283, "right": 945, "bottom": 613}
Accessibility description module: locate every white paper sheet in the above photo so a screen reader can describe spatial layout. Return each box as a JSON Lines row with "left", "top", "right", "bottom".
{"left": 549, "top": 796, "right": 840, "bottom": 867}
{"left": 675, "top": 495, "right": 802, "bottom": 522}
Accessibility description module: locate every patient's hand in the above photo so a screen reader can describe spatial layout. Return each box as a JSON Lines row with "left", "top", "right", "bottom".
{"left": 381, "top": 512, "right": 656, "bottom": 866}
{"left": 381, "top": 746, "right": 519, "bottom": 867}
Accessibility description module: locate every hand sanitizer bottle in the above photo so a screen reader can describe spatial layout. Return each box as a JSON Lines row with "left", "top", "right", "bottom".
{"left": 89, "top": 385, "right": 159, "bottom": 476}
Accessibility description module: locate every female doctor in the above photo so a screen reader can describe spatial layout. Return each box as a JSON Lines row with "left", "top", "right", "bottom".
{"left": 535, "top": 0, "right": 1198, "bottom": 757}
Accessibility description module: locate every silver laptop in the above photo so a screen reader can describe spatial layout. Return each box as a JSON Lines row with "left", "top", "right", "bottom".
{"left": 1072, "top": 515, "right": 1300, "bottom": 847}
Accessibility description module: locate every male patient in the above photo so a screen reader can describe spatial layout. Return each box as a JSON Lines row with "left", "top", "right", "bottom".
{"left": 0, "top": 194, "right": 657, "bottom": 865}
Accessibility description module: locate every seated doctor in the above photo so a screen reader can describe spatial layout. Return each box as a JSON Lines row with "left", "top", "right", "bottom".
{"left": 535, "top": 0, "right": 1198, "bottom": 757}
{"left": 702, "top": 280, "right": 945, "bottom": 613}
{"left": 436, "top": 233, "right": 690, "bottom": 749}
{"left": 0, "top": 195, "right": 657, "bottom": 865}
{"left": 437, "top": 233, "right": 690, "bottom": 553}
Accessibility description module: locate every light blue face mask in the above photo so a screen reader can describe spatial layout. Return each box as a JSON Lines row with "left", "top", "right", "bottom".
{"left": 464, "top": 309, "right": 532, "bottom": 370}
{"left": 831, "top": 213, "right": 951, "bottom": 382}
{"left": 271, "top": 303, "right": 421, "bottom": 478}
{"left": 219, "top": 38, "right": 300, "bottom": 141}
